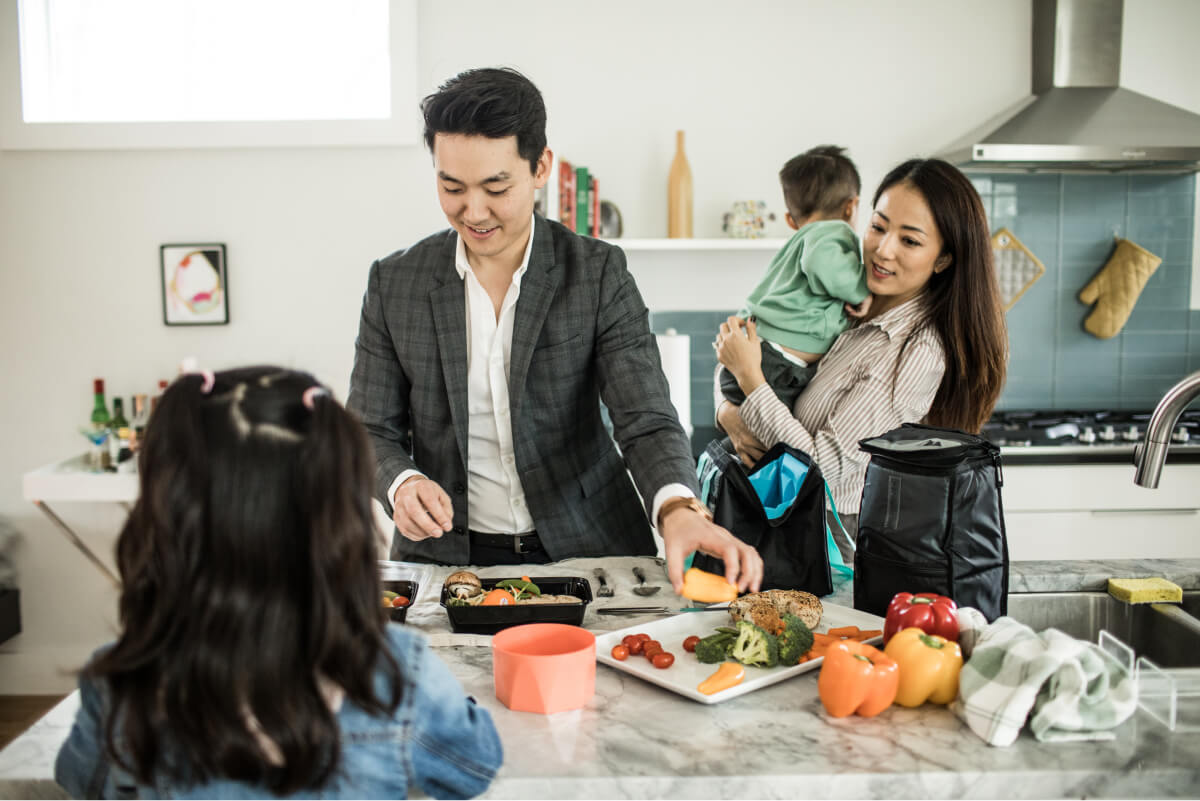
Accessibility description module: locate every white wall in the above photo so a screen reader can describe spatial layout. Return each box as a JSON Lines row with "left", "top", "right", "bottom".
{"left": 1, "top": 0, "right": 1197, "bottom": 693}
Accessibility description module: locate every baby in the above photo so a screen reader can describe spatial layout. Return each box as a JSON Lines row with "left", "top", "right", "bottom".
{"left": 719, "top": 145, "right": 871, "bottom": 409}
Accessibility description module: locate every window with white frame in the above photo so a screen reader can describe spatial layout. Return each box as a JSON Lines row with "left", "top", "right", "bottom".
{"left": 1, "top": 0, "right": 418, "bottom": 148}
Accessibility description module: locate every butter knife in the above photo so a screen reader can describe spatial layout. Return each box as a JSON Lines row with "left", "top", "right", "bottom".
{"left": 596, "top": 606, "right": 723, "bottom": 615}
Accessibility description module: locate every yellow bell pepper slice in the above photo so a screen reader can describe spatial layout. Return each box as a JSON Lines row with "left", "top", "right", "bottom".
{"left": 882, "top": 626, "right": 963, "bottom": 707}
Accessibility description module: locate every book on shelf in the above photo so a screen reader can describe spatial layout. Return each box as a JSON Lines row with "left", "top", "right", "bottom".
{"left": 558, "top": 158, "right": 576, "bottom": 231}
{"left": 590, "top": 176, "right": 599, "bottom": 237}
{"left": 575, "top": 166, "right": 590, "bottom": 237}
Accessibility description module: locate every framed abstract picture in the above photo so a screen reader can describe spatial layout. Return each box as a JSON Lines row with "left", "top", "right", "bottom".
{"left": 161, "top": 243, "right": 229, "bottom": 325}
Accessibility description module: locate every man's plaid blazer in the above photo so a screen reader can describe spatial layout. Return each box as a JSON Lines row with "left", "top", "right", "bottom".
{"left": 347, "top": 216, "right": 699, "bottom": 563}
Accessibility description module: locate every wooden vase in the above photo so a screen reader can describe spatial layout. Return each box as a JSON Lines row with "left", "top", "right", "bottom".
{"left": 667, "top": 130, "right": 693, "bottom": 238}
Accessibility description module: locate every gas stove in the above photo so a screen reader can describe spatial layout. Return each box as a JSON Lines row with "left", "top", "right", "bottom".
{"left": 983, "top": 408, "right": 1200, "bottom": 461}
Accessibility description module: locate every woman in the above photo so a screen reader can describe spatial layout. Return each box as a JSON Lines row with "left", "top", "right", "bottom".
{"left": 55, "top": 367, "right": 502, "bottom": 799}
{"left": 716, "top": 158, "right": 1007, "bottom": 558}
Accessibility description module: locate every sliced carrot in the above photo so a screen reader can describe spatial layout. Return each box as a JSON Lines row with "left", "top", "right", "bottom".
{"left": 851, "top": 629, "right": 882, "bottom": 641}
{"left": 811, "top": 633, "right": 838, "bottom": 646}
{"left": 826, "top": 626, "right": 862, "bottom": 638}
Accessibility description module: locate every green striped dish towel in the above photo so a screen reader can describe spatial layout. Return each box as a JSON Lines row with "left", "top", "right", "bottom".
{"left": 952, "top": 616, "right": 1136, "bottom": 746}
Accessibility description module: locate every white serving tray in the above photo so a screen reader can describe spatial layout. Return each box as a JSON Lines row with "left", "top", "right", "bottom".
{"left": 594, "top": 602, "right": 884, "bottom": 704}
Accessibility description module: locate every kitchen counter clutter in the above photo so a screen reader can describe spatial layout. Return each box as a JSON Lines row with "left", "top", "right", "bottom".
{"left": 2, "top": 556, "right": 1198, "bottom": 799}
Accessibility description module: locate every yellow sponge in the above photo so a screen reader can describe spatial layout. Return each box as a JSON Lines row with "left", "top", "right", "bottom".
{"left": 1107, "top": 577, "right": 1183, "bottom": 604}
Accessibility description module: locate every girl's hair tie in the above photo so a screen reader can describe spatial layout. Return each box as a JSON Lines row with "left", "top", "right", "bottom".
{"left": 302, "top": 386, "right": 330, "bottom": 410}
{"left": 197, "top": 370, "right": 215, "bottom": 394}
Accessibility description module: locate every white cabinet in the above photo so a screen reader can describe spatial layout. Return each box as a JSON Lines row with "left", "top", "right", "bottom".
{"left": 1002, "top": 462, "right": 1200, "bottom": 560}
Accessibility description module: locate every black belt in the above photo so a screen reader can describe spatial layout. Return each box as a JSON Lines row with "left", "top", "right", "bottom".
{"left": 468, "top": 529, "right": 543, "bottom": 555}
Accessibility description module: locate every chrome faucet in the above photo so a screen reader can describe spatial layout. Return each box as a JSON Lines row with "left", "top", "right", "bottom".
{"left": 1134, "top": 370, "right": 1200, "bottom": 488}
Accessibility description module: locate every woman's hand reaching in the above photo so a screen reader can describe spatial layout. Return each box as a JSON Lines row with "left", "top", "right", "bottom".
{"left": 715, "top": 316, "right": 766, "bottom": 396}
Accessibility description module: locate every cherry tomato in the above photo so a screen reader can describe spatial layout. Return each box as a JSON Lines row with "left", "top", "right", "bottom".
{"left": 628, "top": 638, "right": 644, "bottom": 655}
{"left": 480, "top": 588, "right": 514, "bottom": 606}
{"left": 682, "top": 635, "right": 700, "bottom": 653}
{"left": 611, "top": 644, "right": 629, "bottom": 661}
{"left": 391, "top": 596, "right": 410, "bottom": 608}
{"left": 634, "top": 633, "right": 651, "bottom": 642}
{"left": 651, "top": 652, "right": 675, "bottom": 669}
{"left": 643, "top": 641, "right": 663, "bottom": 659}
{"left": 622, "top": 634, "right": 640, "bottom": 649}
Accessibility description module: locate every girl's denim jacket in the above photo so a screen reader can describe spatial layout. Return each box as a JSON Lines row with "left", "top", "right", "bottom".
{"left": 54, "top": 625, "right": 503, "bottom": 799}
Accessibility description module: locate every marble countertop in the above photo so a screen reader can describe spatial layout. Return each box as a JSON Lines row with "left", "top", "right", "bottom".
{"left": 3, "top": 556, "right": 1198, "bottom": 799}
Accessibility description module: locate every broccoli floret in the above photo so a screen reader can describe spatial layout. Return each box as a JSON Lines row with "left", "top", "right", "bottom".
{"left": 694, "top": 631, "right": 736, "bottom": 664}
{"left": 777, "top": 613, "right": 815, "bottom": 665}
{"left": 730, "top": 620, "right": 779, "bottom": 668}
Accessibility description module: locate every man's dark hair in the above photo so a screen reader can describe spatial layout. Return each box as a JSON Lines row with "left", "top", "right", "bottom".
{"left": 778, "top": 145, "right": 861, "bottom": 221}
{"left": 421, "top": 67, "right": 547, "bottom": 174}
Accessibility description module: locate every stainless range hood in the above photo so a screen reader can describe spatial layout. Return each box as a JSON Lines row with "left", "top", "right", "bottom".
{"left": 937, "top": 0, "right": 1200, "bottom": 173}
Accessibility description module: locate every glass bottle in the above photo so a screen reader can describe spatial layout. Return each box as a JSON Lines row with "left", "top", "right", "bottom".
{"left": 90, "top": 379, "right": 111, "bottom": 432}
{"left": 130, "top": 393, "right": 149, "bottom": 452}
{"left": 87, "top": 379, "right": 112, "bottom": 471}
{"left": 667, "top": 130, "right": 693, "bottom": 238}
{"left": 110, "top": 398, "right": 132, "bottom": 465}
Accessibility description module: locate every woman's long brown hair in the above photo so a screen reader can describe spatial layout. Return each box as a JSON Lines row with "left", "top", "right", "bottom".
{"left": 86, "top": 367, "right": 402, "bottom": 794}
{"left": 875, "top": 159, "right": 1008, "bottom": 433}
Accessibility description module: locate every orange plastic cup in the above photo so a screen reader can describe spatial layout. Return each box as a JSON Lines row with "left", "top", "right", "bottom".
{"left": 492, "top": 623, "right": 596, "bottom": 714}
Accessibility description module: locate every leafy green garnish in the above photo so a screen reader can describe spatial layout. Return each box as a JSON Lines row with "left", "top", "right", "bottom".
{"left": 494, "top": 579, "right": 541, "bottom": 601}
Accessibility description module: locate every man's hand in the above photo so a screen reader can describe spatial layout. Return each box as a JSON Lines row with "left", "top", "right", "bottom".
{"left": 392, "top": 476, "right": 454, "bottom": 541}
{"left": 716, "top": 400, "right": 767, "bottom": 468}
{"left": 660, "top": 507, "right": 763, "bottom": 595}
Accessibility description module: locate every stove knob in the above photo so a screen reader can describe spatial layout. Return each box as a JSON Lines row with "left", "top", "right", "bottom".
{"left": 1122, "top": 425, "right": 1140, "bottom": 442}
{"left": 1078, "top": 426, "right": 1097, "bottom": 444}
{"left": 1173, "top": 426, "right": 1191, "bottom": 444}
{"left": 1099, "top": 425, "right": 1117, "bottom": 442}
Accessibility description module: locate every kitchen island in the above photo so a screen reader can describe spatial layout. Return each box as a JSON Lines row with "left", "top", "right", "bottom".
{"left": 2, "top": 556, "right": 1198, "bottom": 799}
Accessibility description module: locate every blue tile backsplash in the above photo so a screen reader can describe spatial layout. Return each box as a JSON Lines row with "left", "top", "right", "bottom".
{"left": 652, "top": 172, "right": 1198, "bottom": 426}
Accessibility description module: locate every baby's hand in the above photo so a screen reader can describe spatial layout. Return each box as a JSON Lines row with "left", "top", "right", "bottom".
{"left": 845, "top": 294, "right": 873, "bottom": 319}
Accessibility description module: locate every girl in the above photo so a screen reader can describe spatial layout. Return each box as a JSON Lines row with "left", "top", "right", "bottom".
{"left": 55, "top": 366, "right": 502, "bottom": 798}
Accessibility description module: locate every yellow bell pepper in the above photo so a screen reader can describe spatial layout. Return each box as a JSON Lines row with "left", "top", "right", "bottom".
{"left": 882, "top": 626, "right": 963, "bottom": 707}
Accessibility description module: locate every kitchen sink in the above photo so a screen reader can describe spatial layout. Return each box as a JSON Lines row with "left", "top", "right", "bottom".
{"left": 1005, "top": 590, "right": 1200, "bottom": 668}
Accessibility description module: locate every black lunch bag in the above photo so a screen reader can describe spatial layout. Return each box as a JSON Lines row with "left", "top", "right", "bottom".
{"left": 693, "top": 439, "right": 845, "bottom": 597}
{"left": 853, "top": 423, "right": 1009, "bottom": 621}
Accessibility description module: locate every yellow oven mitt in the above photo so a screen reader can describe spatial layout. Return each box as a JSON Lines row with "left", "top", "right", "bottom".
{"left": 1077, "top": 238, "right": 1162, "bottom": 339}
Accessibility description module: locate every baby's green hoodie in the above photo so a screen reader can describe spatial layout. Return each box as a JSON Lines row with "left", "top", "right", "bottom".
{"left": 742, "top": 219, "right": 868, "bottom": 354}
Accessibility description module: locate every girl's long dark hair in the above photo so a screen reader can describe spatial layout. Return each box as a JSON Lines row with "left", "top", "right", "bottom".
{"left": 875, "top": 159, "right": 1008, "bottom": 433}
{"left": 87, "top": 366, "right": 402, "bottom": 794}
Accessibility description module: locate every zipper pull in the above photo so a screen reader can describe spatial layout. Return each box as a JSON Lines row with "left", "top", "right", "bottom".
{"left": 991, "top": 450, "right": 1004, "bottom": 487}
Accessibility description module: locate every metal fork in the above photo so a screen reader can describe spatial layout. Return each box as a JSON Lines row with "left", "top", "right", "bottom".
{"left": 593, "top": 568, "right": 614, "bottom": 598}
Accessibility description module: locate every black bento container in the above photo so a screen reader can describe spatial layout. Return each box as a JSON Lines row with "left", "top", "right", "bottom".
{"left": 382, "top": 579, "right": 418, "bottom": 624}
{"left": 440, "top": 576, "right": 593, "bottom": 635}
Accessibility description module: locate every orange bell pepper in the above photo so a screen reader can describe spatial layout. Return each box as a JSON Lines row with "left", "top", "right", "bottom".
{"left": 816, "top": 640, "right": 899, "bottom": 718}
{"left": 882, "top": 626, "right": 963, "bottom": 707}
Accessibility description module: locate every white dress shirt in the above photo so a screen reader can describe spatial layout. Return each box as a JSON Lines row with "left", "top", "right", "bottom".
{"left": 391, "top": 216, "right": 693, "bottom": 538}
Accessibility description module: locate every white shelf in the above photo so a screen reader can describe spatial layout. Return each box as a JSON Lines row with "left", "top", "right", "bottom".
{"left": 23, "top": 455, "right": 138, "bottom": 503}
{"left": 608, "top": 238, "right": 786, "bottom": 251}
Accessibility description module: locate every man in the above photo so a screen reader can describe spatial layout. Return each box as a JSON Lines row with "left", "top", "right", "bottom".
{"left": 347, "top": 67, "right": 761, "bottom": 593}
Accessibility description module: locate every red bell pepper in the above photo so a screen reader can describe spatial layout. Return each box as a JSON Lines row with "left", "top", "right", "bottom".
{"left": 883, "top": 592, "right": 958, "bottom": 645}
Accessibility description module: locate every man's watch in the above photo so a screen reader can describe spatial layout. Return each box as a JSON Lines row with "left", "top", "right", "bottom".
{"left": 657, "top": 496, "right": 713, "bottom": 528}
